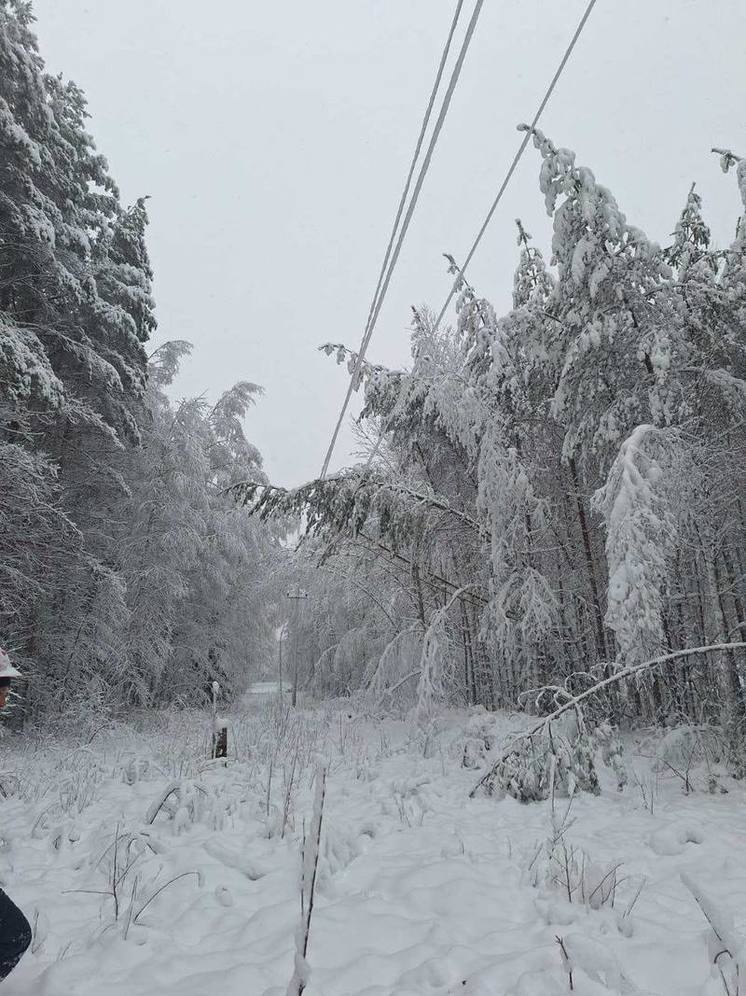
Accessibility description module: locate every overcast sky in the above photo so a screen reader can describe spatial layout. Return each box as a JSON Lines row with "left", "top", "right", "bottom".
{"left": 32, "top": 0, "right": 746, "bottom": 486}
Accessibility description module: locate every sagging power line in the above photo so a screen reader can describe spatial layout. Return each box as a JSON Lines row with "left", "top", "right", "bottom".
{"left": 319, "top": 0, "right": 486, "bottom": 481}
{"left": 358, "top": 0, "right": 600, "bottom": 474}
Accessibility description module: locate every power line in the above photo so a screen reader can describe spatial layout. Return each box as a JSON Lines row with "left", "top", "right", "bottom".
{"left": 320, "top": 0, "right": 485, "bottom": 481}
{"left": 359, "top": 0, "right": 600, "bottom": 473}
{"left": 361, "top": 0, "right": 467, "bottom": 373}
{"left": 432, "top": 0, "right": 599, "bottom": 332}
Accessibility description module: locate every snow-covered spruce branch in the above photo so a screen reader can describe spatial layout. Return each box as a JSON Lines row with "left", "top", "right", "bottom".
{"left": 469, "top": 643, "right": 746, "bottom": 798}
{"left": 318, "top": 342, "right": 389, "bottom": 384}
{"left": 373, "top": 482, "right": 482, "bottom": 532}
{"left": 229, "top": 474, "right": 480, "bottom": 535}
{"left": 352, "top": 535, "right": 488, "bottom": 607}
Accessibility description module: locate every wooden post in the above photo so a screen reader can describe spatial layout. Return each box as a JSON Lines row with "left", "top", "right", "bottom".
{"left": 278, "top": 625, "right": 283, "bottom": 696}
{"left": 212, "top": 724, "right": 228, "bottom": 759}
{"left": 210, "top": 680, "right": 228, "bottom": 760}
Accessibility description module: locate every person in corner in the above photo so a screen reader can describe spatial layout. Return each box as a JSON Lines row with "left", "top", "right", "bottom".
{"left": 0, "top": 650, "right": 31, "bottom": 982}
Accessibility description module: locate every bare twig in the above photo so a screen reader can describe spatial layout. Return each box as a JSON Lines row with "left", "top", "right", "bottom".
{"left": 556, "top": 935, "right": 574, "bottom": 990}
{"left": 134, "top": 871, "right": 202, "bottom": 924}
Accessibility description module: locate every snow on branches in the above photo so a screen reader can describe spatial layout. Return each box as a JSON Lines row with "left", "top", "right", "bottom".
{"left": 593, "top": 425, "right": 677, "bottom": 663}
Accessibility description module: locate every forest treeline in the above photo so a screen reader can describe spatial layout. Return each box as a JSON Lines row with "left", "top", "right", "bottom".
{"left": 2, "top": 1, "right": 744, "bottom": 748}
{"left": 242, "top": 133, "right": 746, "bottom": 745}
{"left": 0, "top": 2, "right": 277, "bottom": 718}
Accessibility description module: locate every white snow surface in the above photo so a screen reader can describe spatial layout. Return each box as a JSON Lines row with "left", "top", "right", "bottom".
{"left": 0, "top": 701, "right": 745, "bottom": 995}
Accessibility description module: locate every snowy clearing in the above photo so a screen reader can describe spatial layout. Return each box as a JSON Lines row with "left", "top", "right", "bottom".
{"left": 3, "top": 3, "right": 746, "bottom": 994}
{"left": 1, "top": 700, "right": 744, "bottom": 995}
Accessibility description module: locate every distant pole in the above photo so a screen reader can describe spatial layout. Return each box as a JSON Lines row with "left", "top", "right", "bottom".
{"left": 286, "top": 589, "right": 308, "bottom": 708}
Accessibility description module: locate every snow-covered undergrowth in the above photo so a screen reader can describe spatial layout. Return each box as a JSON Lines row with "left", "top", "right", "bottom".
{"left": 1, "top": 700, "right": 745, "bottom": 995}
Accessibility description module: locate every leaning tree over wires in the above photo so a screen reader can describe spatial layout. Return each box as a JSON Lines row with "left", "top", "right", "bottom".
{"left": 232, "top": 131, "right": 746, "bottom": 754}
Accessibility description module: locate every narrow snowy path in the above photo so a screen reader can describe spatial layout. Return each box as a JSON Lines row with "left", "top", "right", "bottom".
{"left": 1, "top": 709, "right": 745, "bottom": 994}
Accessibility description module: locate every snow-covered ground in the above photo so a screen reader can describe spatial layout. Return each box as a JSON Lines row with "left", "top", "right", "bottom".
{"left": 1, "top": 701, "right": 744, "bottom": 995}
{"left": 248, "top": 681, "right": 293, "bottom": 696}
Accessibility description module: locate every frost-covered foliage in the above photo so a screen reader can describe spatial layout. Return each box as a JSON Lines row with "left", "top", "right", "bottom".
{"left": 2, "top": 0, "right": 744, "bottom": 753}
{"left": 0, "top": 5, "right": 278, "bottom": 718}
{"left": 246, "top": 128, "right": 746, "bottom": 749}
{"left": 593, "top": 424, "right": 677, "bottom": 663}
{"left": 480, "top": 714, "right": 601, "bottom": 804}
{"left": 115, "top": 347, "right": 277, "bottom": 708}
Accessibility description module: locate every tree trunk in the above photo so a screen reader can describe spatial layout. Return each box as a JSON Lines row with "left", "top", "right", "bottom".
{"left": 568, "top": 459, "right": 608, "bottom": 662}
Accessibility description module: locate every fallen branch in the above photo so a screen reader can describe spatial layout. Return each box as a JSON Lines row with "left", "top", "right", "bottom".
{"left": 469, "top": 642, "right": 746, "bottom": 798}
{"left": 681, "top": 871, "right": 744, "bottom": 994}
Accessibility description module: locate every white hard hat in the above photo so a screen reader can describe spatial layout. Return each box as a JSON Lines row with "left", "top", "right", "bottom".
{"left": 0, "top": 648, "right": 22, "bottom": 679}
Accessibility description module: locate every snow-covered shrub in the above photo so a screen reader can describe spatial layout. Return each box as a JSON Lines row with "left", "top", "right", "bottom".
{"left": 146, "top": 779, "right": 224, "bottom": 834}
{"left": 657, "top": 726, "right": 706, "bottom": 792}
{"left": 461, "top": 735, "right": 487, "bottom": 770}
{"left": 119, "top": 756, "right": 156, "bottom": 786}
{"left": 389, "top": 776, "right": 432, "bottom": 827}
{"left": 525, "top": 799, "right": 633, "bottom": 928}
{"left": 56, "top": 759, "right": 105, "bottom": 817}
{"left": 527, "top": 834, "right": 621, "bottom": 914}
{"left": 414, "top": 714, "right": 449, "bottom": 760}
{"left": 541, "top": 844, "right": 621, "bottom": 912}
{"left": 83, "top": 823, "right": 203, "bottom": 940}
{"left": 593, "top": 721, "right": 628, "bottom": 791}
{"left": 456, "top": 709, "right": 500, "bottom": 769}
{"left": 330, "top": 710, "right": 364, "bottom": 758}
{"left": 637, "top": 724, "right": 728, "bottom": 794}
{"left": 39, "top": 687, "right": 132, "bottom": 747}
{"left": 630, "top": 766, "right": 659, "bottom": 814}
{"left": 482, "top": 716, "right": 600, "bottom": 803}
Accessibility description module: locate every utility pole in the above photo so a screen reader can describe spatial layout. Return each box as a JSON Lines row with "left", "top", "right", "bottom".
{"left": 278, "top": 619, "right": 289, "bottom": 699}
{"left": 278, "top": 623, "right": 283, "bottom": 698}
{"left": 286, "top": 589, "right": 308, "bottom": 708}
